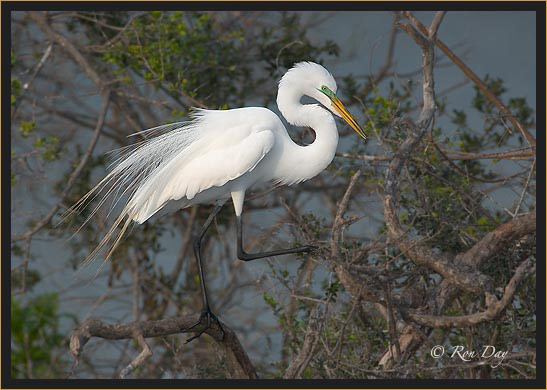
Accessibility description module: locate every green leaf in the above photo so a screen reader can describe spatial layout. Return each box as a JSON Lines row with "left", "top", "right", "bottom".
{"left": 19, "top": 120, "right": 36, "bottom": 138}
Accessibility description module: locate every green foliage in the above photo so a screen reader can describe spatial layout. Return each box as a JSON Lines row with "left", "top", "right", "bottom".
{"left": 470, "top": 74, "right": 534, "bottom": 145}
{"left": 322, "top": 278, "right": 341, "bottom": 300}
{"left": 11, "top": 294, "right": 68, "bottom": 378}
{"left": 18, "top": 120, "right": 35, "bottom": 139}
{"left": 33, "top": 135, "right": 62, "bottom": 162}
{"left": 11, "top": 78, "right": 21, "bottom": 106}
{"left": 11, "top": 268, "right": 41, "bottom": 291}
{"left": 451, "top": 109, "right": 467, "bottom": 127}
{"left": 508, "top": 97, "right": 534, "bottom": 127}
{"left": 94, "top": 11, "right": 340, "bottom": 115}
{"left": 472, "top": 74, "right": 506, "bottom": 112}
{"left": 101, "top": 12, "right": 253, "bottom": 107}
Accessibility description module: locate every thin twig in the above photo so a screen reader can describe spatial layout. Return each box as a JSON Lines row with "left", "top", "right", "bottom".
{"left": 12, "top": 42, "right": 53, "bottom": 119}
{"left": 12, "top": 90, "right": 111, "bottom": 243}
{"left": 513, "top": 158, "right": 535, "bottom": 217}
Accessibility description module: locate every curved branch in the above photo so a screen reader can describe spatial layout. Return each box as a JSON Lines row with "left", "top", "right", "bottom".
{"left": 456, "top": 212, "right": 536, "bottom": 268}
{"left": 70, "top": 315, "right": 258, "bottom": 379}
{"left": 408, "top": 258, "right": 535, "bottom": 328}
{"left": 379, "top": 12, "right": 535, "bottom": 370}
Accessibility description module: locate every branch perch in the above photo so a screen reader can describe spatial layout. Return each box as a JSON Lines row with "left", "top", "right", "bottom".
{"left": 70, "top": 316, "right": 258, "bottom": 379}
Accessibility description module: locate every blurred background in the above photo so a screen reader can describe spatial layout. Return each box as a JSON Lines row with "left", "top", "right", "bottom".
{"left": 10, "top": 10, "right": 537, "bottom": 379}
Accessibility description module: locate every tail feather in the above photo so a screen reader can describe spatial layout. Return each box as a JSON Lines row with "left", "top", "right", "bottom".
{"left": 77, "top": 206, "right": 131, "bottom": 272}
{"left": 65, "top": 116, "right": 210, "bottom": 271}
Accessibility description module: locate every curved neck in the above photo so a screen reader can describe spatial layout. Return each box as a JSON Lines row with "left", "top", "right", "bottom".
{"left": 275, "top": 84, "right": 339, "bottom": 184}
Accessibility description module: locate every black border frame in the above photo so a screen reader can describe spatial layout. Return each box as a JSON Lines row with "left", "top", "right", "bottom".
{"left": 2, "top": 2, "right": 545, "bottom": 389}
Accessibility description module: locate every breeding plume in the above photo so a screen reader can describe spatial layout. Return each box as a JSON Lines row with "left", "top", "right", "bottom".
{"left": 69, "top": 61, "right": 366, "bottom": 341}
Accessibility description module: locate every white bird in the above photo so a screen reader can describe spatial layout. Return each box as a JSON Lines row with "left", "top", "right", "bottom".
{"left": 68, "top": 61, "right": 366, "bottom": 341}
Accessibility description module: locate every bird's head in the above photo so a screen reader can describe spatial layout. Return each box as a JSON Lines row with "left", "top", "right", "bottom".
{"left": 281, "top": 62, "right": 367, "bottom": 140}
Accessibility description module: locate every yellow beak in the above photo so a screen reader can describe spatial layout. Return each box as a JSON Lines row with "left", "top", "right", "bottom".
{"left": 330, "top": 97, "right": 367, "bottom": 140}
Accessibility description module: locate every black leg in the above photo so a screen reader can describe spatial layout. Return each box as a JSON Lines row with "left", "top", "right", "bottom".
{"left": 182, "top": 204, "right": 225, "bottom": 343}
{"left": 236, "top": 214, "right": 316, "bottom": 262}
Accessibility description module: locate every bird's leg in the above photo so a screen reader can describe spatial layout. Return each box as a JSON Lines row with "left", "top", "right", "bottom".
{"left": 182, "top": 204, "right": 225, "bottom": 343}
{"left": 236, "top": 214, "right": 317, "bottom": 261}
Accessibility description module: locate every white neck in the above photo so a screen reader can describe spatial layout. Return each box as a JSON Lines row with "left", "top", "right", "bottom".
{"left": 275, "top": 83, "right": 339, "bottom": 185}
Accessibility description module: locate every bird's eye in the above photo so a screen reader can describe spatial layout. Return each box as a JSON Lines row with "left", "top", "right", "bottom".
{"left": 321, "top": 86, "right": 328, "bottom": 91}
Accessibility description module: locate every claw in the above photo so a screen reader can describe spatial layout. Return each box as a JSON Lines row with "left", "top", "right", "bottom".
{"left": 183, "top": 309, "right": 225, "bottom": 343}
{"left": 303, "top": 245, "right": 318, "bottom": 252}
{"left": 297, "top": 245, "right": 318, "bottom": 256}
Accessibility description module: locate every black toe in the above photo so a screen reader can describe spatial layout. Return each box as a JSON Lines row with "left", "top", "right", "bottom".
{"left": 183, "top": 309, "right": 224, "bottom": 343}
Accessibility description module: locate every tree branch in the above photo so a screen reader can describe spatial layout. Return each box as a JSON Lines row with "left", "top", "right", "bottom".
{"left": 402, "top": 11, "right": 536, "bottom": 148}
{"left": 283, "top": 317, "right": 320, "bottom": 379}
{"left": 28, "top": 12, "right": 105, "bottom": 90}
{"left": 456, "top": 212, "right": 536, "bottom": 268}
{"left": 407, "top": 258, "right": 535, "bottom": 328}
{"left": 384, "top": 20, "right": 491, "bottom": 296}
{"left": 12, "top": 90, "right": 111, "bottom": 243}
{"left": 70, "top": 315, "right": 258, "bottom": 379}
{"left": 331, "top": 170, "right": 361, "bottom": 259}
{"left": 11, "top": 42, "right": 53, "bottom": 119}
{"left": 336, "top": 148, "right": 535, "bottom": 163}
{"left": 29, "top": 11, "right": 144, "bottom": 134}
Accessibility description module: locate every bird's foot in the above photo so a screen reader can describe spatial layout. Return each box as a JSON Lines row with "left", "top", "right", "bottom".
{"left": 183, "top": 309, "right": 225, "bottom": 344}
{"left": 299, "top": 244, "right": 318, "bottom": 254}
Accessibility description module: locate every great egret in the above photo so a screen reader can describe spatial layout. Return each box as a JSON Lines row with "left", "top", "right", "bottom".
{"left": 69, "top": 61, "right": 366, "bottom": 342}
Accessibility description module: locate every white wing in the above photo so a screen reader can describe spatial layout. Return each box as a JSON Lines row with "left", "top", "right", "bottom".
{"left": 130, "top": 126, "right": 275, "bottom": 223}
{"left": 127, "top": 108, "right": 277, "bottom": 223}
{"left": 68, "top": 107, "right": 279, "bottom": 268}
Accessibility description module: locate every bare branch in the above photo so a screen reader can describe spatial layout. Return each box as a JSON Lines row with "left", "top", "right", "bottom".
{"left": 336, "top": 152, "right": 390, "bottom": 162}
{"left": 439, "top": 148, "right": 535, "bottom": 161}
{"left": 29, "top": 11, "right": 143, "bottom": 133}
{"left": 361, "top": 21, "right": 399, "bottom": 96}
{"left": 328, "top": 170, "right": 386, "bottom": 304}
{"left": 513, "top": 159, "right": 536, "bottom": 216}
{"left": 337, "top": 148, "right": 535, "bottom": 163}
{"left": 12, "top": 90, "right": 111, "bottom": 243}
{"left": 402, "top": 11, "right": 536, "bottom": 147}
{"left": 397, "top": 22, "right": 428, "bottom": 49}
{"left": 429, "top": 11, "right": 447, "bottom": 38}
{"left": 70, "top": 316, "right": 258, "bottom": 379}
{"left": 384, "top": 25, "right": 490, "bottom": 296}
{"left": 456, "top": 212, "right": 536, "bottom": 268}
{"left": 408, "top": 258, "right": 535, "bottom": 328}
{"left": 331, "top": 170, "right": 361, "bottom": 259}
{"left": 28, "top": 12, "right": 105, "bottom": 89}
{"left": 119, "top": 332, "right": 152, "bottom": 379}
{"left": 283, "top": 317, "right": 320, "bottom": 379}
{"left": 11, "top": 42, "right": 53, "bottom": 119}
